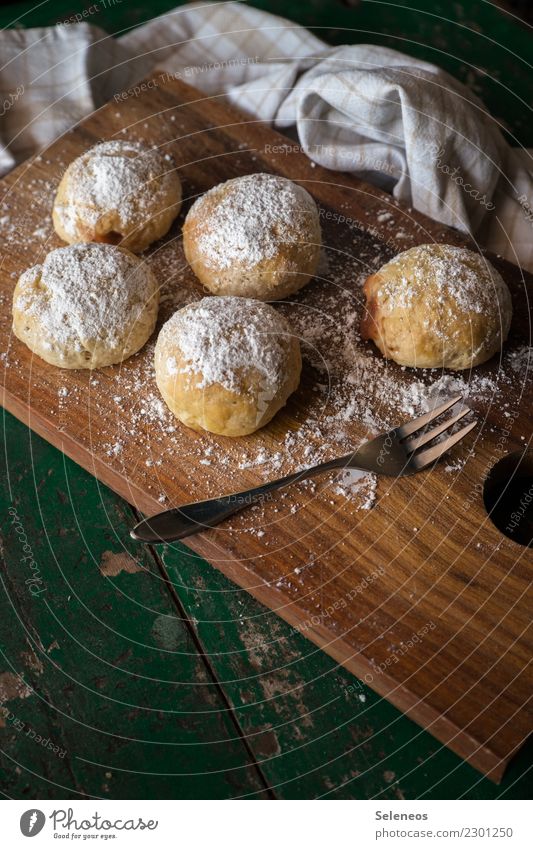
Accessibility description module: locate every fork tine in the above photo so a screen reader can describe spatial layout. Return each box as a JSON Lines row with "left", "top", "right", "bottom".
{"left": 412, "top": 419, "right": 478, "bottom": 469}
{"left": 404, "top": 407, "right": 472, "bottom": 453}
{"left": 396, "top": 394, "right": 463, "bottom": 439}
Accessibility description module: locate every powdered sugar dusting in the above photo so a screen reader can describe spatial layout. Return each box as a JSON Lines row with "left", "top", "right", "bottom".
{"left": 104, "top": 238, "right": 528, "bottom": 512}
{"left": 2, "top": 154, "right": 530, "bottom": 517}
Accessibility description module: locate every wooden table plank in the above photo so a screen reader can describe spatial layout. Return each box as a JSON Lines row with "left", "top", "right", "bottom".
{"left": 160, "top": 540, "right": 533, "bottom": 799}
{"left": 0, "top": 416, "right": 269, "bottom": 799}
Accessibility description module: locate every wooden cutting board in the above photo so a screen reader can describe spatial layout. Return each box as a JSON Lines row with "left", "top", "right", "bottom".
{"left": 1, "top": 73, "right": 531, "bottom": 782}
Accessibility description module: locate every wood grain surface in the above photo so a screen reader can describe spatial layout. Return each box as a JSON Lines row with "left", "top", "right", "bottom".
{"left": 0, "top": 74, "right": 531, "bottom": 782}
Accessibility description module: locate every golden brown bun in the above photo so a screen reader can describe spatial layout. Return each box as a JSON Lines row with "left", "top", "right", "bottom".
{"left": 182, "top": 173, "right": 321, "bottom": 300}
{"left": 12, "top": 243, "right": 159, "bottom": 369}
{"left": 360, "top": 243, "right": 512, "bottom": 370}
{"left": 53, "top": 140, "right": 182, "bottom": 253}
{"left": 155, "top": 296, "right": 301, "bottom": 436}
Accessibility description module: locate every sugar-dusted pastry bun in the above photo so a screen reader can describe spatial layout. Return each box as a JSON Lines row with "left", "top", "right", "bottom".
{"left": 155, "top": 296, "right": 301, "bottom": 436}
{"left": 182, "top": 173, "right": 321, "bottom": 300}
{"left": 12, "top": 243, "right": 159, "bottom": 369}
{"left": 360, "top": 244, "right": 512, "bottom": 370}
{"left": 53, "top": 140, "right": 182, "bottom": 253}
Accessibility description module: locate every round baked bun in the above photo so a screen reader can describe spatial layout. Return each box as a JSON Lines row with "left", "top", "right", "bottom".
{"left": 155, "top": 296, "right": 302, "bottom": 436}
{"left": 360, "top": 244, "right": 512, "bottom": 370}
{"left": 182, "top": 173, "right": 321, "bottom": 300}
{"left": 12, "top": 243, "right": 159, "bottom": 369}
{"left": 53, "top": 140, "right": 182, "bottom": 253}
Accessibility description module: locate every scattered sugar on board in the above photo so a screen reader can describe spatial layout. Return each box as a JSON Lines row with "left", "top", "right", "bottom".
{"left": 375, "top": 246, "right": 510, "bottom": 332}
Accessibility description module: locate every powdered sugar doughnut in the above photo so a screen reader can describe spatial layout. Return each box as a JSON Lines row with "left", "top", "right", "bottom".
{"left": 183, "top": 173, "right": 321, "bottom": 300}
{"left": 12, "top": 243, "right": 159, "bottom": 369}
{"left": 155, "top": 296, "right": 301, "bottom": 436}
{"left": 360, "top": 244, "right": 512, "bottom": 370}
{"left": 53, "top": 140, "right": 182, "bottom": 253}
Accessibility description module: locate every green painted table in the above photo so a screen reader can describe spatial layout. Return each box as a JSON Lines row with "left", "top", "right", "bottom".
{"left": 1, "top": 0, "right": 531, "bottom": 799}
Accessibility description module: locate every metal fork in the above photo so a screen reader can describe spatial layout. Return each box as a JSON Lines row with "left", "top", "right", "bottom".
{"left": 131, "top": 394, "right": 476, "bottom": 544}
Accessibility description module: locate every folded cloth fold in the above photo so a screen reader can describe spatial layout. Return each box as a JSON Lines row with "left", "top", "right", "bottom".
{"left": 1, "top": 1, "right": 531, "bottom": 270}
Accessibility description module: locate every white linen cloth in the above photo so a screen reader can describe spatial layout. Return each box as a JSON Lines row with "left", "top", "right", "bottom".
{"left": 1, "top": 1, "right": 531, "bottom": 269}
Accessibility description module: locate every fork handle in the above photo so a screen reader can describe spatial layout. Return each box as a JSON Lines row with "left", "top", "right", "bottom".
{"left": 131, "top": 454, "right": 355, "bottom": 543}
